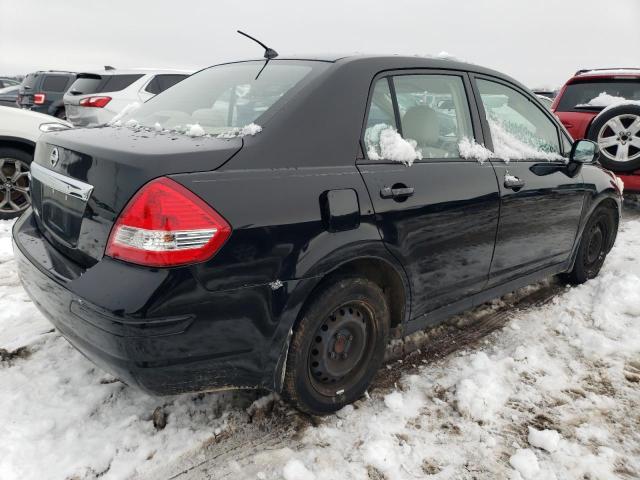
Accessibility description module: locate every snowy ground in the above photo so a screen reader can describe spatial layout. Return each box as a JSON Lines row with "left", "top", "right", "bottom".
{"left": 1, "top": 209, "right": 640, "bottom": 480}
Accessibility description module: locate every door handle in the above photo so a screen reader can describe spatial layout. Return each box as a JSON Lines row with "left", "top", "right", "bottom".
{"left": 380, "top": 186, "right": 414, "bottom": 199}
{"left": 504, "top": 175, "right": 525, "bottom": 190}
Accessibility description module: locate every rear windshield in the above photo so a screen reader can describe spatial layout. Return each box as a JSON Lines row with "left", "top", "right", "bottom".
{"left": 556, "top": 79, "right": 640, "bottom": 111}
{"left": 116, "top": 61, "right": 318, "bottom": 136}
{"left": 42, "top": 75, "right": 72, "bottom": 92}
{"left": 69, "top": 74, "right": 143, "bottom": 95}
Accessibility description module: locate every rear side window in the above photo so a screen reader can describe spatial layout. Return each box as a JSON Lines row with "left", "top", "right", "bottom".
{"left": 145, "top": 74, "right": 188, "bottom": 95}
{"left": 365, "top": 74, "right": 474, "bottom": 161}
{"left": 556, "top": 79, "right": 640, "bottom": 112}
{"left": 42, "top": 75, "right": 71, "bottom": 92}
{"left": 102, "top": 74, "right": 143, "bottom": 92}
{"left": 476, "top": 79, "right": 561, "bottom": 160}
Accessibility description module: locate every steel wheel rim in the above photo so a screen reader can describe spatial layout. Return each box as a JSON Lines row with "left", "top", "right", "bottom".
{"left": 597, "top": 114, "right": 640, "bottom": 162}
{"left": 0, "top": 158, "right": 31, "bottom": 215}
{"left": 308, "top": 301, "right": 376, "bottom": 396}
{"left": 584, "top": 219, "right": 609, "bottom": 270}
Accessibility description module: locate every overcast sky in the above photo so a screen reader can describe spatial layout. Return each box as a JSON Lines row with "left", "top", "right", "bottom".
{"left": 1, "top": 0, "right": 638, "bottom": 88}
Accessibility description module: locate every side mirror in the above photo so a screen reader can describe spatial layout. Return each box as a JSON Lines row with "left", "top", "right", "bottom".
{"left": 570, "top": 139, "right": 598, "bottom": 164}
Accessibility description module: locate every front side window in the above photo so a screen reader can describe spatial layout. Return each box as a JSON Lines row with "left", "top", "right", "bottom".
{"left": 118, "top": 62, "right": 316, "bottom": 136}
{"left": 364, "top": 74, "right": 474, "bottom": 162}
{"left": 477, "top": 79, "right": 561, "bottom": 160}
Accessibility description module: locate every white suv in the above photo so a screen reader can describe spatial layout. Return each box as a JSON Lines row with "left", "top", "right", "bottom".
{"left": 63, "top": 69, "right": 191, "bottom": 126}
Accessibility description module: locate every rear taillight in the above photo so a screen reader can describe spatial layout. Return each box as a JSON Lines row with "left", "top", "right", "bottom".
{"left": 79, "top": 96, "right": 111, "bottom": 108}
{"left": 106, "top": 177, "right": 231, "bottom": 267}
{"left": 33, "top": 93, "right": 46, "bottom": 105}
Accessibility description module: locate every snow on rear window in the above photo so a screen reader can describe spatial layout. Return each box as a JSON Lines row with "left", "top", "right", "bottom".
{"left": 580, "top": 92, "right": 640, "bottom": 115}
{"left": 114, "top": 62, "right": 314, "bottom": 137}
{"left": 365, "top": 123, "right": 423, "bottom": 166}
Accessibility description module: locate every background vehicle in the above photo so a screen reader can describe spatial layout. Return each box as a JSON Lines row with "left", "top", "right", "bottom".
{"left": 17, "top": 70, "right": 77, "bottom": 119}
{"left": 0, "top": 85, "right": 20, "bottom": 107}
{"left": 14, "top": 56, "right": 620, "bottom": 416}
{"left": 536, "top": 94, "right": 553, "bottom": 110}
{"left": 63, "top": 68, "right": 191, "bottom": 126}
{"left": 0, "top": 106, "right": 71, "bottom": 219}
{"left": 552, "top": 68, "right": 640, "bottom": 190}
{"left": 0, "top": 77, "right": 20, "bottom": 88}
{"left": 532, "top": 88, "right": 556, "bottom": 99}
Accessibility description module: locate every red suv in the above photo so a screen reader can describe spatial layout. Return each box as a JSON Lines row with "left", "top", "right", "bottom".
{"left": 552, "top": 68, "right": 640, "bottom": 191}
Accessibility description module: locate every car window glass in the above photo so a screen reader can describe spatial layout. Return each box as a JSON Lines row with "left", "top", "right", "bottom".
{"left": 144, "top": 77, "right": 161, "bottom": 95}
{"left": 119, "top": 63, "right": 315, "bottom": 136}
{"left": 556, "top": 79, "right": 640, "bottom": 112}
{"left": 157, "top": 74, "right": 187, "bottom": 92}
{"left": 363, "top": 79, "right": 398, "bottom": 156}
{"left": 102, "top": 74, "right": 143, "bottom": 92}
{"left": 69, "top": 76, "right": 104, "bottom": 95}
{"left": 477, "top": 79, "right": 561, "bottom": 159}
{"left": 42, "top": 75, "right": 70, "bottom": 92}
{"left": 393, "top": 74, "right": 474, "bottom": 159}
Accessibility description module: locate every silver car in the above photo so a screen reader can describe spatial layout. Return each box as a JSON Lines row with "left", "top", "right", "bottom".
{"left": 63, "top": 68, "right": 191, "bottom": 126}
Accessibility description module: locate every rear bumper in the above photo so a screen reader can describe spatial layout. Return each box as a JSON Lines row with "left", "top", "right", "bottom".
{"left": 64, "top": 106, "right": 112, "bottom": 127}
{"left": 13, "top": 211, "right": 302, "bottom": 395}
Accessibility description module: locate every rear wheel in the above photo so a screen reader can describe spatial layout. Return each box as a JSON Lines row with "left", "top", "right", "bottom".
{"left": 283, "top": 277, "right": 390, "bottom": 415}
{"left": 587, "top": 104, "right": 640, "bottom": 172}
{"left": 563, "top": 206, "right": 617, "bottom": 284}
{"left": 54, "top": 107, "right": 66, "bottom": 120}
{"left": 0, "top": 147, "right": 32, "bottom": 220}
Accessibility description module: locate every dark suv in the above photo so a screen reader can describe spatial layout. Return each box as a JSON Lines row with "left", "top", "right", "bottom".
{"left": 18, "top": 71, "right": 76, "bottom": 118}
{"left": 13, "top": 55, "right": 620, "bottom": 415}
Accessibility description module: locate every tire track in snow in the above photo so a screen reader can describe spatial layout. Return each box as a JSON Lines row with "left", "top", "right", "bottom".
{"left": 147, "top": 281, "right": 564, "bottom": 480}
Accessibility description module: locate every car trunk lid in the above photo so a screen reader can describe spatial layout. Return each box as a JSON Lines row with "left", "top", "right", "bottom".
{"left": 31, "top": 126, "right": 242, "bottom": 266}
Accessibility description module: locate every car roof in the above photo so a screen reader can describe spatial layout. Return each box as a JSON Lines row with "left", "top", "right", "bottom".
{"left": 216, "top": 54, "right": 516, "bottom": 82}
{"left": 76, "top": 68, "right": 193, "bottom": 76}
{"left": 28, "top": 70, "right": 76, "bottom": 75}
{"left": 570, "top": 68, "right": 640, "bottom": 81}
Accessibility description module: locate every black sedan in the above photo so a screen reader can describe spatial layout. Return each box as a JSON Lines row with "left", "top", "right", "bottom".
{"left": 13, "top": 55, "right": 621, "bottom": 415}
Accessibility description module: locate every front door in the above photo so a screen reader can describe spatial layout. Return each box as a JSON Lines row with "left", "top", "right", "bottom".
{"left": 357, "top": 72, "right": 501, "bottom": 322}
{"left": 472, "top": 76, "right": 587, "bottom": 285}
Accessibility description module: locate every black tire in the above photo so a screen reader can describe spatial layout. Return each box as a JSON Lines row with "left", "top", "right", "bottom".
{"left": 563, "top": 205, "right": 617, "bottom": 285}
{"left": 587, "top": 104, "right": 640, "bottom": 172}
{"left": 283, "top": 277, "right": 390, "bottom": 415}
{"left": 0, "top": 147, "right": 33, "bottom": 220}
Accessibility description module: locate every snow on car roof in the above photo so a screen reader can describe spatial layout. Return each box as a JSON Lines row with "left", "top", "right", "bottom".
{"left": 575, "top": 68, "right": 640, "bottom": 78}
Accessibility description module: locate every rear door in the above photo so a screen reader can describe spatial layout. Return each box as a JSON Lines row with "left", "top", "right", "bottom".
{"left": 471, "top": 75, "right": 586, "bottom": 285}
{"left": 357, "top": 71, "right": 500, "bottom": 322}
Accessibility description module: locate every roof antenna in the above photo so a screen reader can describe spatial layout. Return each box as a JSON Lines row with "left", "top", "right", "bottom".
{"left": 237, "top": 30, "right": 278, "bottom": 60}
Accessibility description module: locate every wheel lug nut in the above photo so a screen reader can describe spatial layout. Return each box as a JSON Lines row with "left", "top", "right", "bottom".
{"left": 330, "top": 352, "right": 337, "bottom": 359}
{"left": 342, "top": 353, "right": 348, "bottom": 359}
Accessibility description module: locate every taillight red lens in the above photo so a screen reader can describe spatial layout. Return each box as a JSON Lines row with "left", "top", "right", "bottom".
{"left": 106, "top": 177, "right": 231, "bottom": 267}
{"left": 33, "top": 93, "right": 46, "bottom": 105}
{"left": 79, "top": 96, "right": 112, "bottom": 108}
